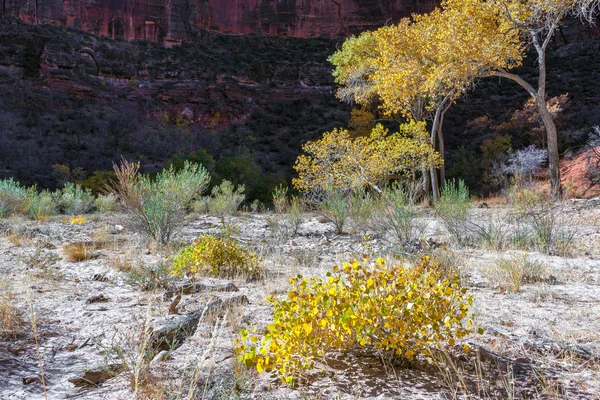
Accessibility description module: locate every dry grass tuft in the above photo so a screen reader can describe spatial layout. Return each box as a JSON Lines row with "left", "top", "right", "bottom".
{"left": 63, "top": 242, "right": 94, "bottom": 262}
{"left": 486, "top": 254, "right": 548, "bottom": 292}
{"left": 0, "top": 280, "right": 23, "bottom": 338}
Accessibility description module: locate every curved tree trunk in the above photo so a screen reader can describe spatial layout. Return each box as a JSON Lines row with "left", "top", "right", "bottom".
{"left": 537, "top": 99, "right": 562, "bottom": 198}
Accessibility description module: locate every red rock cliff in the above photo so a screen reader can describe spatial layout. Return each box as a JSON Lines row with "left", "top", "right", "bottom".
{"left": 1, "top": 0, "right": 436, "bottom": 42}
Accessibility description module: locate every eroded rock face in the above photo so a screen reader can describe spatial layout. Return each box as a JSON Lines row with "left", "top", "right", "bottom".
{"left": 1, "top": 0, "right": 436, "bottom": 42}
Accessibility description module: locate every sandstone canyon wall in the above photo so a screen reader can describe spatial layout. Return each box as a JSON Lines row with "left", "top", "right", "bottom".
{"left": 1, "top": 0, "right": 436, "bottom": 42}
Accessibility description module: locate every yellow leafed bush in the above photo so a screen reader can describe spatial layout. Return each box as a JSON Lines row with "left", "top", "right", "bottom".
{"left": 172, "top": 235, "right": 262, "bottom": 279}
{"left": 235, "top": 255, "right": 476, "bottom": 384}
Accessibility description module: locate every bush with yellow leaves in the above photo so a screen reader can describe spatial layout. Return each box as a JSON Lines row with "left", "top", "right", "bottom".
{"left": 235, "top": 255, "right": 476, "bottom": 385}
{"left": 172, "top": 235, "right": 262, "bottom": 279}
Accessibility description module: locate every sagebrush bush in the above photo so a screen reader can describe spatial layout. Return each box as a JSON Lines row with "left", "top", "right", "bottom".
{"left": 57, "top": 183, "right": 95, "bottom": 215}
{"left": 209, "top": 181, "right": 245, "bottom": 225}
{"left": 172, "top": 235, "right": 262, "bottom": 279}
{"left": 95, "top": 193, "right": 117, "bottom": 212}
{"left": 112, "top": 160, "right": 210, "bottom": 245}
{"left": 435, "top": 180, "right": 472, "bottom": 246}
{"left": 235, "top": 255, "right": 475, "bottom": 384}
{"left": 0, "top": 178, "right": 27, "bottom": 218}
{"left": 320, "top": 190, "right": 350, "bottom": 234}
{"left": 26, "top": 188, "right": 57, "bottom": 220}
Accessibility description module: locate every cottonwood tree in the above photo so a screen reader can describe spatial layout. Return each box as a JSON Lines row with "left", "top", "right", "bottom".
{"left": 485, "top": 0, "right": 600, "bottom": 198}
{"left": 292, "top": 122, "right": 442, "bottom": 196}
{"left": 330, "top": 0, "right": 521, "bottom": 201}
{"left": 331, "top": 0, "right": 600, "bottom": 200}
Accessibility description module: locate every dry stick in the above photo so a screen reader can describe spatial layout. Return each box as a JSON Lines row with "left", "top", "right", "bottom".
{"left": 133, "top": 300, "right": 153, "bottom": 400}
{"left": 28, "top": 290, "right": 48, "bottom": 400}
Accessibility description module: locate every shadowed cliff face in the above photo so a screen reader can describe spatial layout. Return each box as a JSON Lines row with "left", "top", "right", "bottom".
{"left": 1, "top": 0, "right": 436, "bottom": 42}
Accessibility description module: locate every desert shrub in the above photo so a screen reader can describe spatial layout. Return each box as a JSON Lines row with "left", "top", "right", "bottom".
{"left": 95, "top": 193, "right": 117, "bottom": 212}
{"left": 503, "top": 145, "right": 547, "bottom": 182}
{"left": 472, "top": 215, "right": 511, "bottom": 251}
{"left": 377, "top": 183, "right": 426, "bottom": 244}
{"left": 0, "top": 178, "right": 27, "bottom": 217}
{"left": 348, "top": 189, "right": 380, "bottom": 233}
{"left": 320, "top": 190, "right": 350, "bottom": 234}
{"left": 272, "top": 184, "right": 289, "bottom": 214}
{"left": 508, "top": 185, "right": 574, "bottom": 256}
{"left": 208, "top": 180, "right": 245, "bottom": 225}
{"left": 191, "top": 196, "right": 211, "bottom": 214}
{"left": 235, "top": 255, "right": 475, "bottom": 384}
{"left": 111, "top": 160, "right": 210, "bottom": 245}
{"left": 172, "top": 235, "right": 262, "bottom": 279}
{"left": 26, "top": 188, "right": 57, "bottom": 220}
{"left": 57, "top": 183, "right": 95, "bottom": 215}
{"left": 435, "top": 180, "right": 472, "bottom": 246}
{"left": 77, "top": 170, "right": 117, "bottom": 195}
{"left": 268, "top": 196, "right": 305, "bottom": 239}
{"left": 125, "top": 262, "right": 172, "bottom": 291}
{"left": 486, "top": 254, "right": 547, "bottom": 292}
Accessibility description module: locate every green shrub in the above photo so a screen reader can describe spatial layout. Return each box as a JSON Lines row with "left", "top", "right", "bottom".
{"left": 57, "top": 183, "right": 95, "bottom": 215}
{"left": 377, "top": 183, "right": 426, "bottom": 244}
{"left": 508, "top": 184, "right": 575, "bottom": 256}
{"left": 0, "top": 178, "right": 27, "bottom": 218}
{"left": 268, "top": 195, "right": 305, "bottom": 239}
{"left": 112, "top": 160, "right": 210, "bottom": 245}
{"left": 208, "top": 181, "right": 245, "bottom": 225}
{"left": 26, "top": 189, "right": 57, "bottom": 220}
{"left": 320, "top": 190, "right": 350, "bottom": 234}
{"left": 435, "top": 180, "right": 472, "bottom": 246}
{"left": 348, "top": 189, "right": 380, "bottom": 233}
{"left": 235, "top": 255, "right": 475, "bottom": 384}
{"left": 172, "top": 235, "right": 262, "bottom": 279}
{"left": 95, "top": 193, "right": 117, "bottom": 213}
{"left": 272, "top": 184, "right": 289, "bottom": 214}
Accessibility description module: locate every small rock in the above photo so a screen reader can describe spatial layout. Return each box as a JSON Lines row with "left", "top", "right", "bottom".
{"left": 22, "top": 376, "right": 40, "bottom": 385}
{"left": 86, "top": 294, "right": 109, "bottom": 304}
{"left": 150, "top": 350, "right": 170, "bottom": 367}
{"left": 92, "top": 274, "right": 109, "bottom": 282}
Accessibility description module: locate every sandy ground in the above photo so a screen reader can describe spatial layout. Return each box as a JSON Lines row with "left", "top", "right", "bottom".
{"left": 0, "top": 200, "right": 599, "bottom": 400}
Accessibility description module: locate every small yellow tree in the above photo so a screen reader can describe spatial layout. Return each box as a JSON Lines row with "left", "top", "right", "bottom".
{"left": 293, "top": 121, "right": 442, "bottom": 194}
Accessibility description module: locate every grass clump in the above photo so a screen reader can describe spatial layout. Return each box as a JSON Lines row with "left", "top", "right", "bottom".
{"left": 112, "top": 160, "right": 210, "bottom": 245}
{"left": 0, "top": 280, "right": 23, "bottom": 338}
{"left": 235, "top": 255, "right": 475, "bottom": 384}
{"left": 63, "top": 242, "right": 94, "bottom": 262}
{"left": 435, "top": 179, "right": 472, "bottom": 246}
{"left": 486, "top": 254, "right": 547, "bottom": 292}
{"left": 172, "top": 235, "right": 262, "bottom": 279}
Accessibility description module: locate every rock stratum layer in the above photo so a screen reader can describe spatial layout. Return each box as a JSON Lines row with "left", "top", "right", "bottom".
{"left": 1, "top": 0, "right": 436, "bottom": 42}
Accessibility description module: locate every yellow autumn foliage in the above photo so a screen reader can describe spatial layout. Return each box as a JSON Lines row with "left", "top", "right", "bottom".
{"left": 330, "top": 0, "right": 524, "bottom": 119}
{"left": 292, "top": 121, "right": 442, "bottom": 192}
{"left": 234, "top": 255, "right": 476, "bottom": 385}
